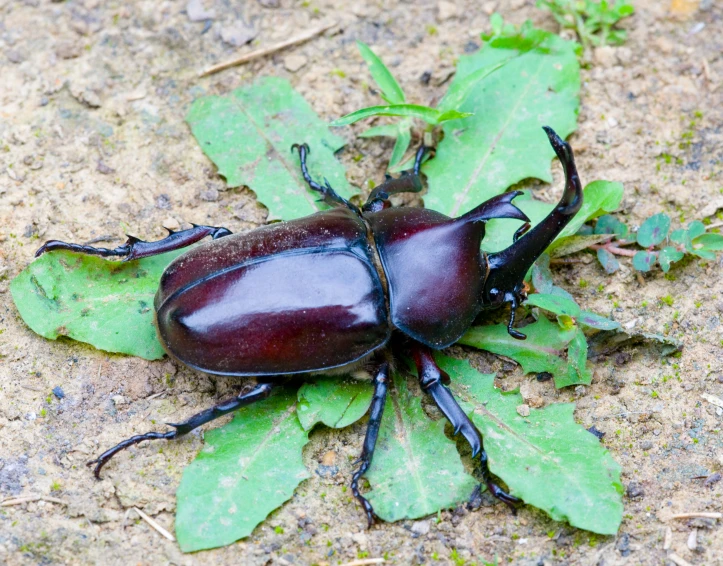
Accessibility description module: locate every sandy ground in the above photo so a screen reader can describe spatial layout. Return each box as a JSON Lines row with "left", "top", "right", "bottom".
{"left": 1, "top": 0, "right": 722, "bottom": 564}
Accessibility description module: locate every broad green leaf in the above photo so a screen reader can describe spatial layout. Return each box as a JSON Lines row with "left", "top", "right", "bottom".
{"left": 356, "top": 41, "right": 405, "bottom": 104}
{"left": 442, "top": 355, "right": 624, "bottom": 535}
{"left": 530, "top": 255, "right": 574, "bottom": 301}
{"left": 459, "top": 316, "right": 577, "bottom": 388}
{"left": 525, "top": 293, "right": 581, "bottom": 317}
{"left": 632, "top": 250, "right": 655, "bottom": 272}
{"left": 578, "top": 311, "right": 622, "bottom": 331}
{"left": 331, "top": 104, "right": 445, "bottom": 127}
{"left": 596, "top": 248, "right": 620, "bottom": 274}
{"left": 693, "top": 233, "right": 723, "bottom": 251}
{"left": 364, "top": 372, "right": 478, "bottom": 521}
{"left": 658, "top": 246, "right": 684, "bottom": 272}
{"left": 11, "top": 249, "right": 183, "bottom": 360}
{"left": 175, "top": 388, "right": 310, "bottom": 552}
{"left": 187, "top": 77, "right": 352, "bottom": 221}
{"left": 436, "top": 60, "right": 508, "bottom": 113}
{"left": 559, "top": 328, "right": 592, "bottom": 388}
{"left": 424, "top": 24, "right": 580, "bottom": 217}
{"left": 670, "top": 228, "right": 687, "bottom": 244}
{"left": 296, "top": 377, "right": 373, "bottom": 431}
{"left": 692, "top": 249, "right": 717, "bottom": 260}
{"left": 546, "top": 181, "right": 624, "bottom": 255}
{"left": 636, "top": 213, "right": 670, "bottom": 247}
{"left": 549, "top": 234, "right": 611, "bottom": 257}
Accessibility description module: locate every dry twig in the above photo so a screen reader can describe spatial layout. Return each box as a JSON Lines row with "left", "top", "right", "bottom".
{"left": 133, "top": 507, "right": 175, "bottom": 541}
{"left": 670, "top": 512, "right": 722, "bottom": 520}
{"left": 200, "top": 21, "right": 337, "bottom": 77}
{"left": 1, "top": 495, "right": 68, "bottom": 506}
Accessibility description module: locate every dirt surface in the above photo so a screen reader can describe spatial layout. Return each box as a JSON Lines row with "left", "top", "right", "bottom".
{"left": 1, "top": 0, "right": 722, "bottom": 564}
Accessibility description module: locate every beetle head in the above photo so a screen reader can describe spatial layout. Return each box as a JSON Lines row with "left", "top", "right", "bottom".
{"left": 481, "top": 126, "right": 583, "bottom": 340}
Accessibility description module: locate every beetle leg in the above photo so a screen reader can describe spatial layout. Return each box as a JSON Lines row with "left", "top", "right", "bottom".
{"left": 291, "top": 143, "right": 360, "bottom": 214}
{"left": 87, "top": 382, "right": 272, "bottom": 479}
{"left": 35, "top": 224, "right": 232, "bottom": 261}
{"left": 411, "top": 344, "right": 521, "bottom": 509}
{"left": 362, "top": 145, "right": 428, "bottom": 212}
{"left": 350, "top": 362, "right": 390, "bottom": 528}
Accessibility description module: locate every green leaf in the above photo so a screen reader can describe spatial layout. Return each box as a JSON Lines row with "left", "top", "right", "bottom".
{"left": 594, "top": 214, "right": 628, "bottom": 238}
{"left": 658, "top": 246, "right": 684, "bottom": 272}
{"left": 548, "top": 234, "right": 611, "bottom": 258}
{"left": 596, "top": 248, "right": 620, "bottom": 274}
{"left": 389, "top": 123, "right": 412, "bottom": 168}
{"left": 436, "top": 60, "right": 508, "bottom": 113}
{"left": 424, "top": 23, "right": 580, "bottom": 217}
{"left": 186, "top": 77, "right": 352, "bottom": 222}
{"left": 442, "top": 355, "right": 623, "bottom": 535}
{"left": 525, "top": 293, "right": 581, "bottom": 317}
{"left": 578, "top": 311, "right": 622, "bottom": 331}
{"left": 358, "top": 124, "right": 400, "bottom": 138}
{"left": 687, "top": 220, "right": 706, "bottom": 240}
{"left": 356, "top": 41, "right": 405, "bottom": 104}
{"left": 636, "top": 213, "right": 670, "bottom": 247}
{"left": 670, "top": 228, "right": 687, "bottom": 245}
{"left": 10, "top": 249, "right": 183, "bottom": 360}
{"left": 459, "top": 316, "right": 577, "bottom": 388}
{"left": 364, "top": 372, "right": 478, "bottom": 521}
{"left": 559, "top": 328, "right": 592, "bottom": 388}
{"left": 296, "top": 377, "right": 373, "bottom": 431}
{"left": 331, "top": 104, "right": 445, "bottom": 127}
{"left": 632, "top": 250, "right": 655, "bottom": 272}
{"left": 175, "top": 388, "right": 310, "bottom": 552}
{"left": 546, "top": 181, "right": 624, "bottom": 255}
{"left": 693, "top": 233, "right": 723, "bottom": 251}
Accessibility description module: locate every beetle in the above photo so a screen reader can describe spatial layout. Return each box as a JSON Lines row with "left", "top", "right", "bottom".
{"left": 35, "top": 126, "right": 582, "bottom": 526}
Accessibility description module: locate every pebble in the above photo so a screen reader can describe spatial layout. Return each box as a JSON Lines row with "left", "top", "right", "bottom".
{"left": 56, "top": 40, "right": 82, "bottom": 60}
{"left": 411, "top": 520, "right": 430, "bottom": 536}
{"left": 111, "top": 395, "right": 127, "bottom": 406}
{"left": 200, "top": 188, "right": 219, "bottom": 202}
{"left": 437, "top": 1, "right": 458, "bottom": 21}
{"left": 594, "top": 46, "right": 616, "bottom": 68}
{"left": 221, "top": 22, "right": 257, "bottom": 47}
{"left": 687, "top": 529, "right": 697, "bottom": 550}
{"left": 52, "top": 386, "right": 65, "bottom": 399}
{"left": 639, "top": 440, "right": 653, "bottom": 450}
{"left": 284, "top": 54, "right": 308, "bottom": 73}
{"left": 516, "top": 404, "right": 530, "bottom": 417}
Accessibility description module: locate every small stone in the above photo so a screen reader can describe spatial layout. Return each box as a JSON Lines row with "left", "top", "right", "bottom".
{"left": 6, "top": 49, "right": 25, "bottom": 64}
{"left": 516, "top": 404, "right": 530, "bottom": 417}
{"left": 526, "top": 395, "right": 544, "bottom": 408}
{"left": 626, "top": 481, "right": 644, "bottom": 498}
{"left": 284, "top": 54, "right": 308, "bottom": 73}
{"left": 221, "top": 22, "right": 258, "bottom": 47}
{"left": 687, "top": 529, "right": 697, "bottom": 550}
{"left": 320, "top": 451, "right": 335, "bottom": 466}
{"left": 97, "top": 160, "right": 115, "bottom": 175}
{"left": 111, "top": 395, "right": 127, "bottom": 406}
{"left": 587, "top": 426, "right": 605, "bottom": 440}
{"left": 186, "top": 0, "right": 215, "bottom": 22}
{"left": 437, "top": 1, "right": 458, "bottom": 20}
{"left": 52, "top": 386, "right": 65, "bottom": 399}
{"left": 200, "top": 188, "right": 219, "bottom": 202}
{"left": 258, "top": 0, "right": 280, "bottom": 7}
{"left": 56, "top": 40, "right": 82, "bottom": 59}
{"left": 594, "top": 46, "right": 616, "bottom": 68}
{"left": 411, "top": 520, "right": 430, "bottom": 536}
{"left": 639, "top": 440, "right": 653, "bottom": 450}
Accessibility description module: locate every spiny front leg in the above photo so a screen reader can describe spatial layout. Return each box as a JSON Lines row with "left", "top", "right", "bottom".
{"left": 411, "top": 344, "right": 520, "bottom": 508}
{"left": 350, "top": 362, "right": 390, "bottom": 527}
{"left": 88, "top": 382, "right": 272, "bottom": 478}
{"left": 35, "top": 224, "right": 232, "bottom": 261}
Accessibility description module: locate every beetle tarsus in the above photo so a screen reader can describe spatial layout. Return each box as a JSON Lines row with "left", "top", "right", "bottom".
{"left": 506, "top": 294, "right": 526, "bottom": 340}
{"left": 88, "top": 383, "right": 272, "bottom": 478}
{"left": 292, "top": 142, "right": 360, "bottom": 214}
{"left": 350, "top": 362, "right": 389, "bottom": 528}
{"left": 362, "top": 144, "right": 429, "bottom": 212}
{"left": 35, "top": 224, "right": 233, "bottom": 261}
{"left": 412, "top": 345, "right": 520, "bottom": 508}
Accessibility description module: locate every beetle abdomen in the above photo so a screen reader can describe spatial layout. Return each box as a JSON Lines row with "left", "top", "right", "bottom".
{"left": 156, "top": 250, "right": 389, "bottom": 376}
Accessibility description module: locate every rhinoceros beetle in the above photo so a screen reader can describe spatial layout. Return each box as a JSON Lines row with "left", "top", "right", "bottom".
{"left": 35, "top": 126, "right": 582, "bottom": 526}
